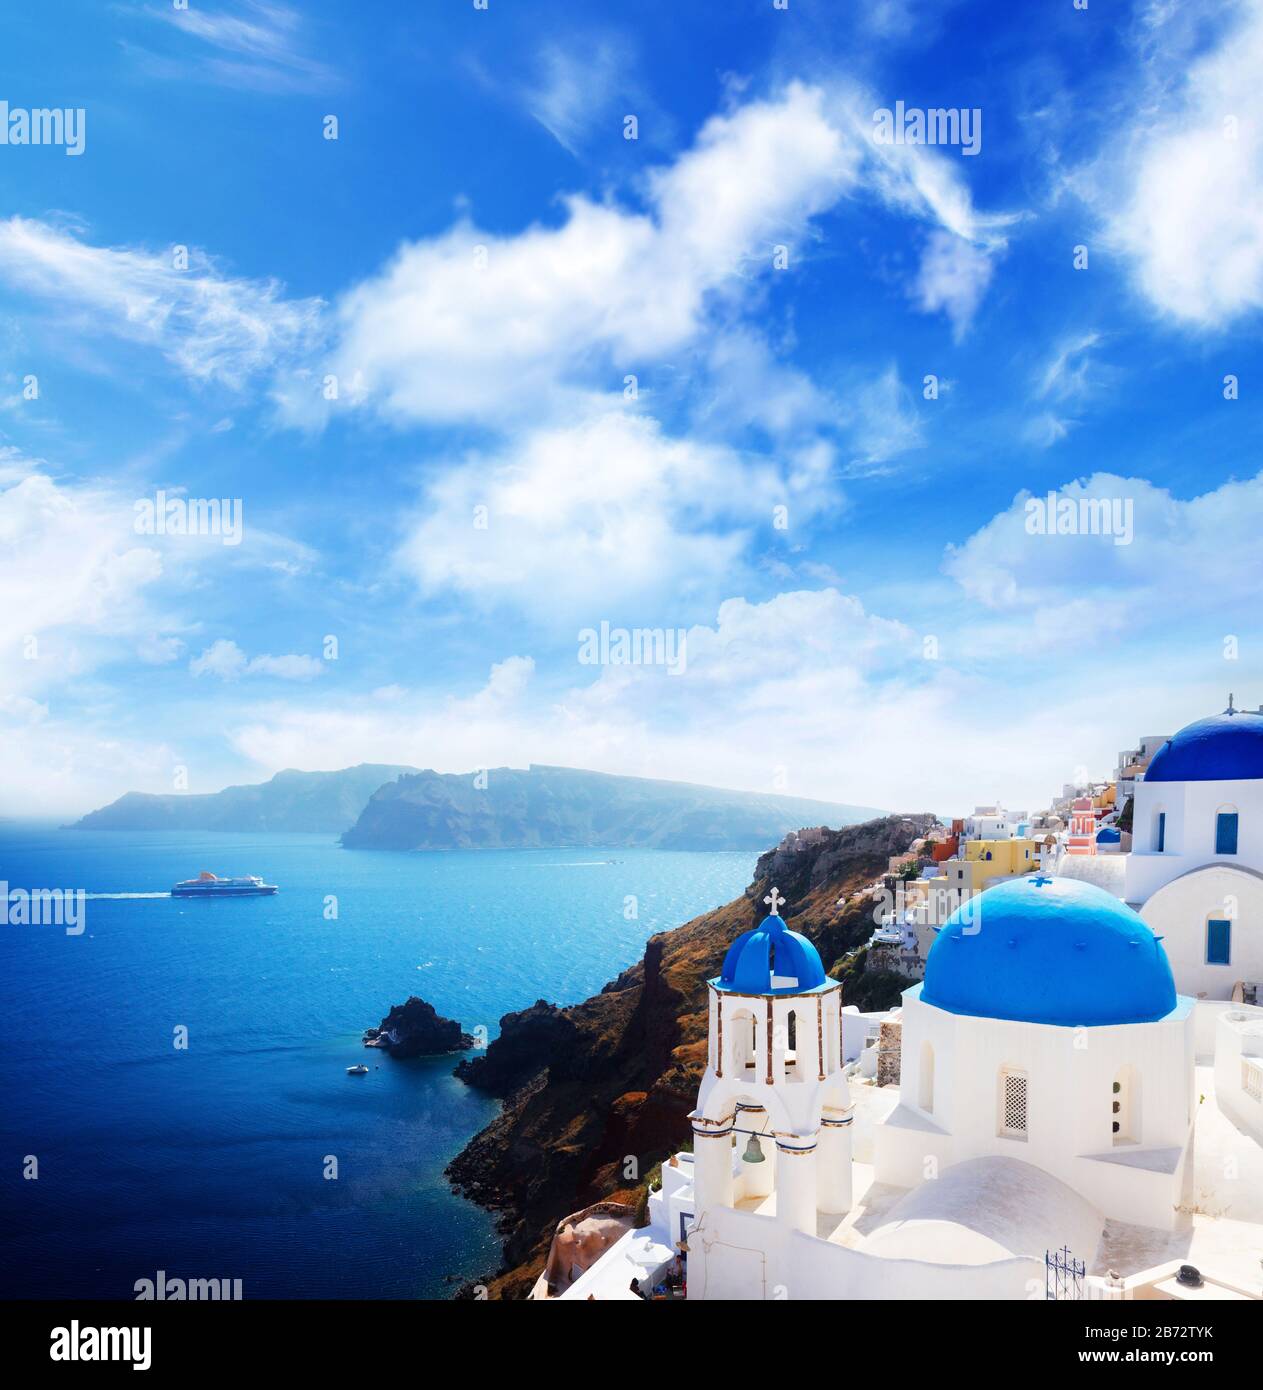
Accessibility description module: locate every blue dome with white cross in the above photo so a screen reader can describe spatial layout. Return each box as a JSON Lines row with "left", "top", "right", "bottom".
{"left": 921, "top": 875, "right": 1177, "bottom": 1027}
{"left": 1144, "top": 702, "right": 1263, "bottom": 783}
{"left": 714, "top": 890, "right": 827, "bottom": 995}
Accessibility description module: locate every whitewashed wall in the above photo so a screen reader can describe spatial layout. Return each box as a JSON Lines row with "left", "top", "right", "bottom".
{"left": 1127, "top": 775, "right": 1263, "bottom": 901}
{"left": 686, "top": 1202, "right": 1043, "bottom": 1301}
{"left": 1138, "top": 866, "right": 1263, "bottom": 1002}
{"left": 876, "top": 990, "right": 1195, "bottom": 1230}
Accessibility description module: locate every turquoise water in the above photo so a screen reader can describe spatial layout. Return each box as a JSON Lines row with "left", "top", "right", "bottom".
{"left": 0, "top": 827, "right": 754, "bottom": 1299}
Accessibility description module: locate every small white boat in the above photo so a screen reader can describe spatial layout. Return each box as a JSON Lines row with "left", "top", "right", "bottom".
{"left": 346, "top": 1064, "right": 369, "bottom": 1075}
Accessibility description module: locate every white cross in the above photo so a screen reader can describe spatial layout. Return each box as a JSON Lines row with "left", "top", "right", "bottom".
{"left": 764, "top": 886, "right": 785, "bottom": 916}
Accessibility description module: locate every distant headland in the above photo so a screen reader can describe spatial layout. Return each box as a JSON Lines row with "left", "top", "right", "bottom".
{"left": 340, "top": 764, "right": 884, "bottom": 851}
{"left": 68, "top": 765, "right": 418, "bottom": 834}
{"left": 70, "top": 762, "right": 883, "bottom": 852}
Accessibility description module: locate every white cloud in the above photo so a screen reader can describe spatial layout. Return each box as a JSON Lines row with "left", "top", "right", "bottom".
{"left": 134, "top": 1, "right": 337, "bottom": 94}
{"left": 227, "top": 657, "right": 538, "bottom": 772}
{"left": 319, "top": 81, "right": 1006, "bottom": 614}
{"left": 1021, "top": 412, "right": 1073, "bottom": 449}
{"left": 26, "top": 466, "right": 1258, "bottom": 821}
{"left": 841, "top": 365, "right": 925, "bottom": 472}
{"left": 326, "top": 82, "right": 859, "bottom": 429}
{"left": 1036, "top": 331, "right": 1102, "bottom": 401}
{"left": 911, "top": 230, "right": 995, "bottom": 340}
{"left": 463, "top": 655, "right": 536, "bottom": 711}
{"left": 395, "top": 410, "right": 791, "bottom": 613}
{"left": 190, "top": 639, "right": 323, "bottom": 681}
{"left": 0, "top": 454, "right": 321, "bottom": 709}
{"left": 857, "top": 114, "right": 1015, "bottom": 249}
{"left": 0, "top": 470, "right": 167, "bottom": 685}
{"left": 1097, "top": 0, "right": 1263, "bottom": 326}
{"left": 523, "top": 38, "right": 630, "bottom": 155}
{"left": 209, "top": 585, "right": 1112, "bottom": 818}
{"left": 943, "top": 471, "right": 1263, "bottom": 643}
{"left": 844, "top": 90, "right": 1017, "bottom": 338}
{"left": 1018, "top": 332, "right": 1106, "bottom": 449}
{"left": 0, "top": 217, "right": 324, "bottom": 387}
{"left": 136, "top": 634, "right": 185, "bottom": 665}
{"left": 0, "top": 711, "right": 185, "bottom": 820}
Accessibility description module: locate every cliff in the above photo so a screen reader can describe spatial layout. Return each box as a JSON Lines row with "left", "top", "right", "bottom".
{"left": 446, "top": 812, "right": 935, "bottom": 1298}
{"left": 342, "top": 763, "right": 883, "bottom": 851}
{"left": 70, "top": 765, "right": 418, "bottom": 833}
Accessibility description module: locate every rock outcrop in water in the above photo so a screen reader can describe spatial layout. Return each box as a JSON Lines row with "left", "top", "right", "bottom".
{"left": 446, "top": 812, "right": 935, "bottom": 1298}
{"left": 341, "top": 763, "right": 883, "bottom": 851}
{"left": 365, "top": 996, "right": 475, "bottom": 1058}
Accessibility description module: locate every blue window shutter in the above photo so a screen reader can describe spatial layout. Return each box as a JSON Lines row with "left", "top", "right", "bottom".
{"left": 1207, "top": 919, "right": 1231, "bottom": 966}
{"left": 1155, "top": 813, "right": 1166, "bottom": 853}
{"left": 1215, "top": 813, "right": 1239, "bottom": 856}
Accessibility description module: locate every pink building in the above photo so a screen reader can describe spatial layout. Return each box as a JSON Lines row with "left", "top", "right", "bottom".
{"left": 1065, "top": 796, "right": 1097, "bottom": 856}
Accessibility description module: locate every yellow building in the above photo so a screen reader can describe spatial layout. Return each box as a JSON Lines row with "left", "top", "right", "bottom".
{"left": 936, "top": 838, "right": 1042, "bottom": 894}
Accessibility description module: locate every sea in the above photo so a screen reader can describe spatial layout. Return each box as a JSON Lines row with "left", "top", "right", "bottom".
{"left": 0, "top": 826, "right": 755, "bottom": 1299}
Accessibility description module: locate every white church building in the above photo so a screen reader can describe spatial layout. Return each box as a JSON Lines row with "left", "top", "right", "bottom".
{"left": 1123, "top": 701, "right": 1263, "bottom": 1009}
{"left": 556, "top": 872, "right": 1263, "bottom": 1300}
{"left": 877, "top": 877, "right": 1194, "bottom": 1235}
{"left": 548, "top": 703, "right": 1263, "bottom": 1301}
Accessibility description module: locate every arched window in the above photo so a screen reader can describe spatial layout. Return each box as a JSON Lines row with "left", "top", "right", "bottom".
{"left": 783, "top": 1008, "right": 806, "bottom": 1083}
{"left": 1215, "top": 809, "right": 1239, "bottom": 856}
{"left": 1112, "top": 1065, "right": 1138, "bottom": 1145}
{"left": 1153, "top": 811, "right": 1166, "bottom": 852}
{"left": 730, "top": 1008, "right": 758, "bottom": 1073}
{"left": 998, "top": 1066, "right": 1028, "bottom": 1140}
{"left": 1206, "top": 918, "right": 1232, "bottom": 966}
{"left": 918, "top": 1041, "right": 935, "bottom": 1114}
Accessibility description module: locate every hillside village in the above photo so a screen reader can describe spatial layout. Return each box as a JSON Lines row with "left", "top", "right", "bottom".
{"left": 511, "top": 701, "right": 1263, "bottom": 1302}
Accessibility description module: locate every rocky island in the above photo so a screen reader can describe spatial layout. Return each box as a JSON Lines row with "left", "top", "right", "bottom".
{"left": 365, "top": 996, "right": 475, "bottom": 1058}
{"left": 446, "top": 812, "right": 934, "bottom": 1297}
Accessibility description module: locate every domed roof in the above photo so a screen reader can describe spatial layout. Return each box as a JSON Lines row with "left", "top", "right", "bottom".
{"left": 922, "top": 875, "right": 1176, "bottom": 1027}
{"left": 1096, "top": 826, "right": 1121, "bottom": 843}
{"left": 1144, "top": 704, "right": 1263, "bottom": 783}
{"left": 716, "top": 910, "right": 826, "bottom": 995}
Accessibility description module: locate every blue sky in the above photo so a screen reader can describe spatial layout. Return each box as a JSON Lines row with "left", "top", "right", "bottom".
{"left": 1, "top": 0, "right": 1261, "bottom": 818}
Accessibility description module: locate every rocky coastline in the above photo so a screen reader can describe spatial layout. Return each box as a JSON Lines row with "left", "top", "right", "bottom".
{"left": 444, "top": 812, "right": 935, "bottom": 1298}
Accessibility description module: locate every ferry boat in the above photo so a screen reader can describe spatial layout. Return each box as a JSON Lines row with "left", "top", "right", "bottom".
{"left": 171, "top": 871, "right": 278, "bottom": 898}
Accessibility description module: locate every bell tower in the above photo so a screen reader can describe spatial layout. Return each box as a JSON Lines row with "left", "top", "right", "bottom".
{"left": 688, "top": 888, "right": 854, "bottom": 1289}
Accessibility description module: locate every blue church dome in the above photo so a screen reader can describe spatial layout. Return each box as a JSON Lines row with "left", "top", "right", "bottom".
{"left": 1144, "top": 704, "right": 1263, "bottom": 783}
{"left": 922, "top": 876, "right": 1177, "bottom": 1027}
{"left": 716, "top": 912, "right": 826, "bottom": 995}
{"left": 1096, "top": 826, "right": 1121, "bottom": 844}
